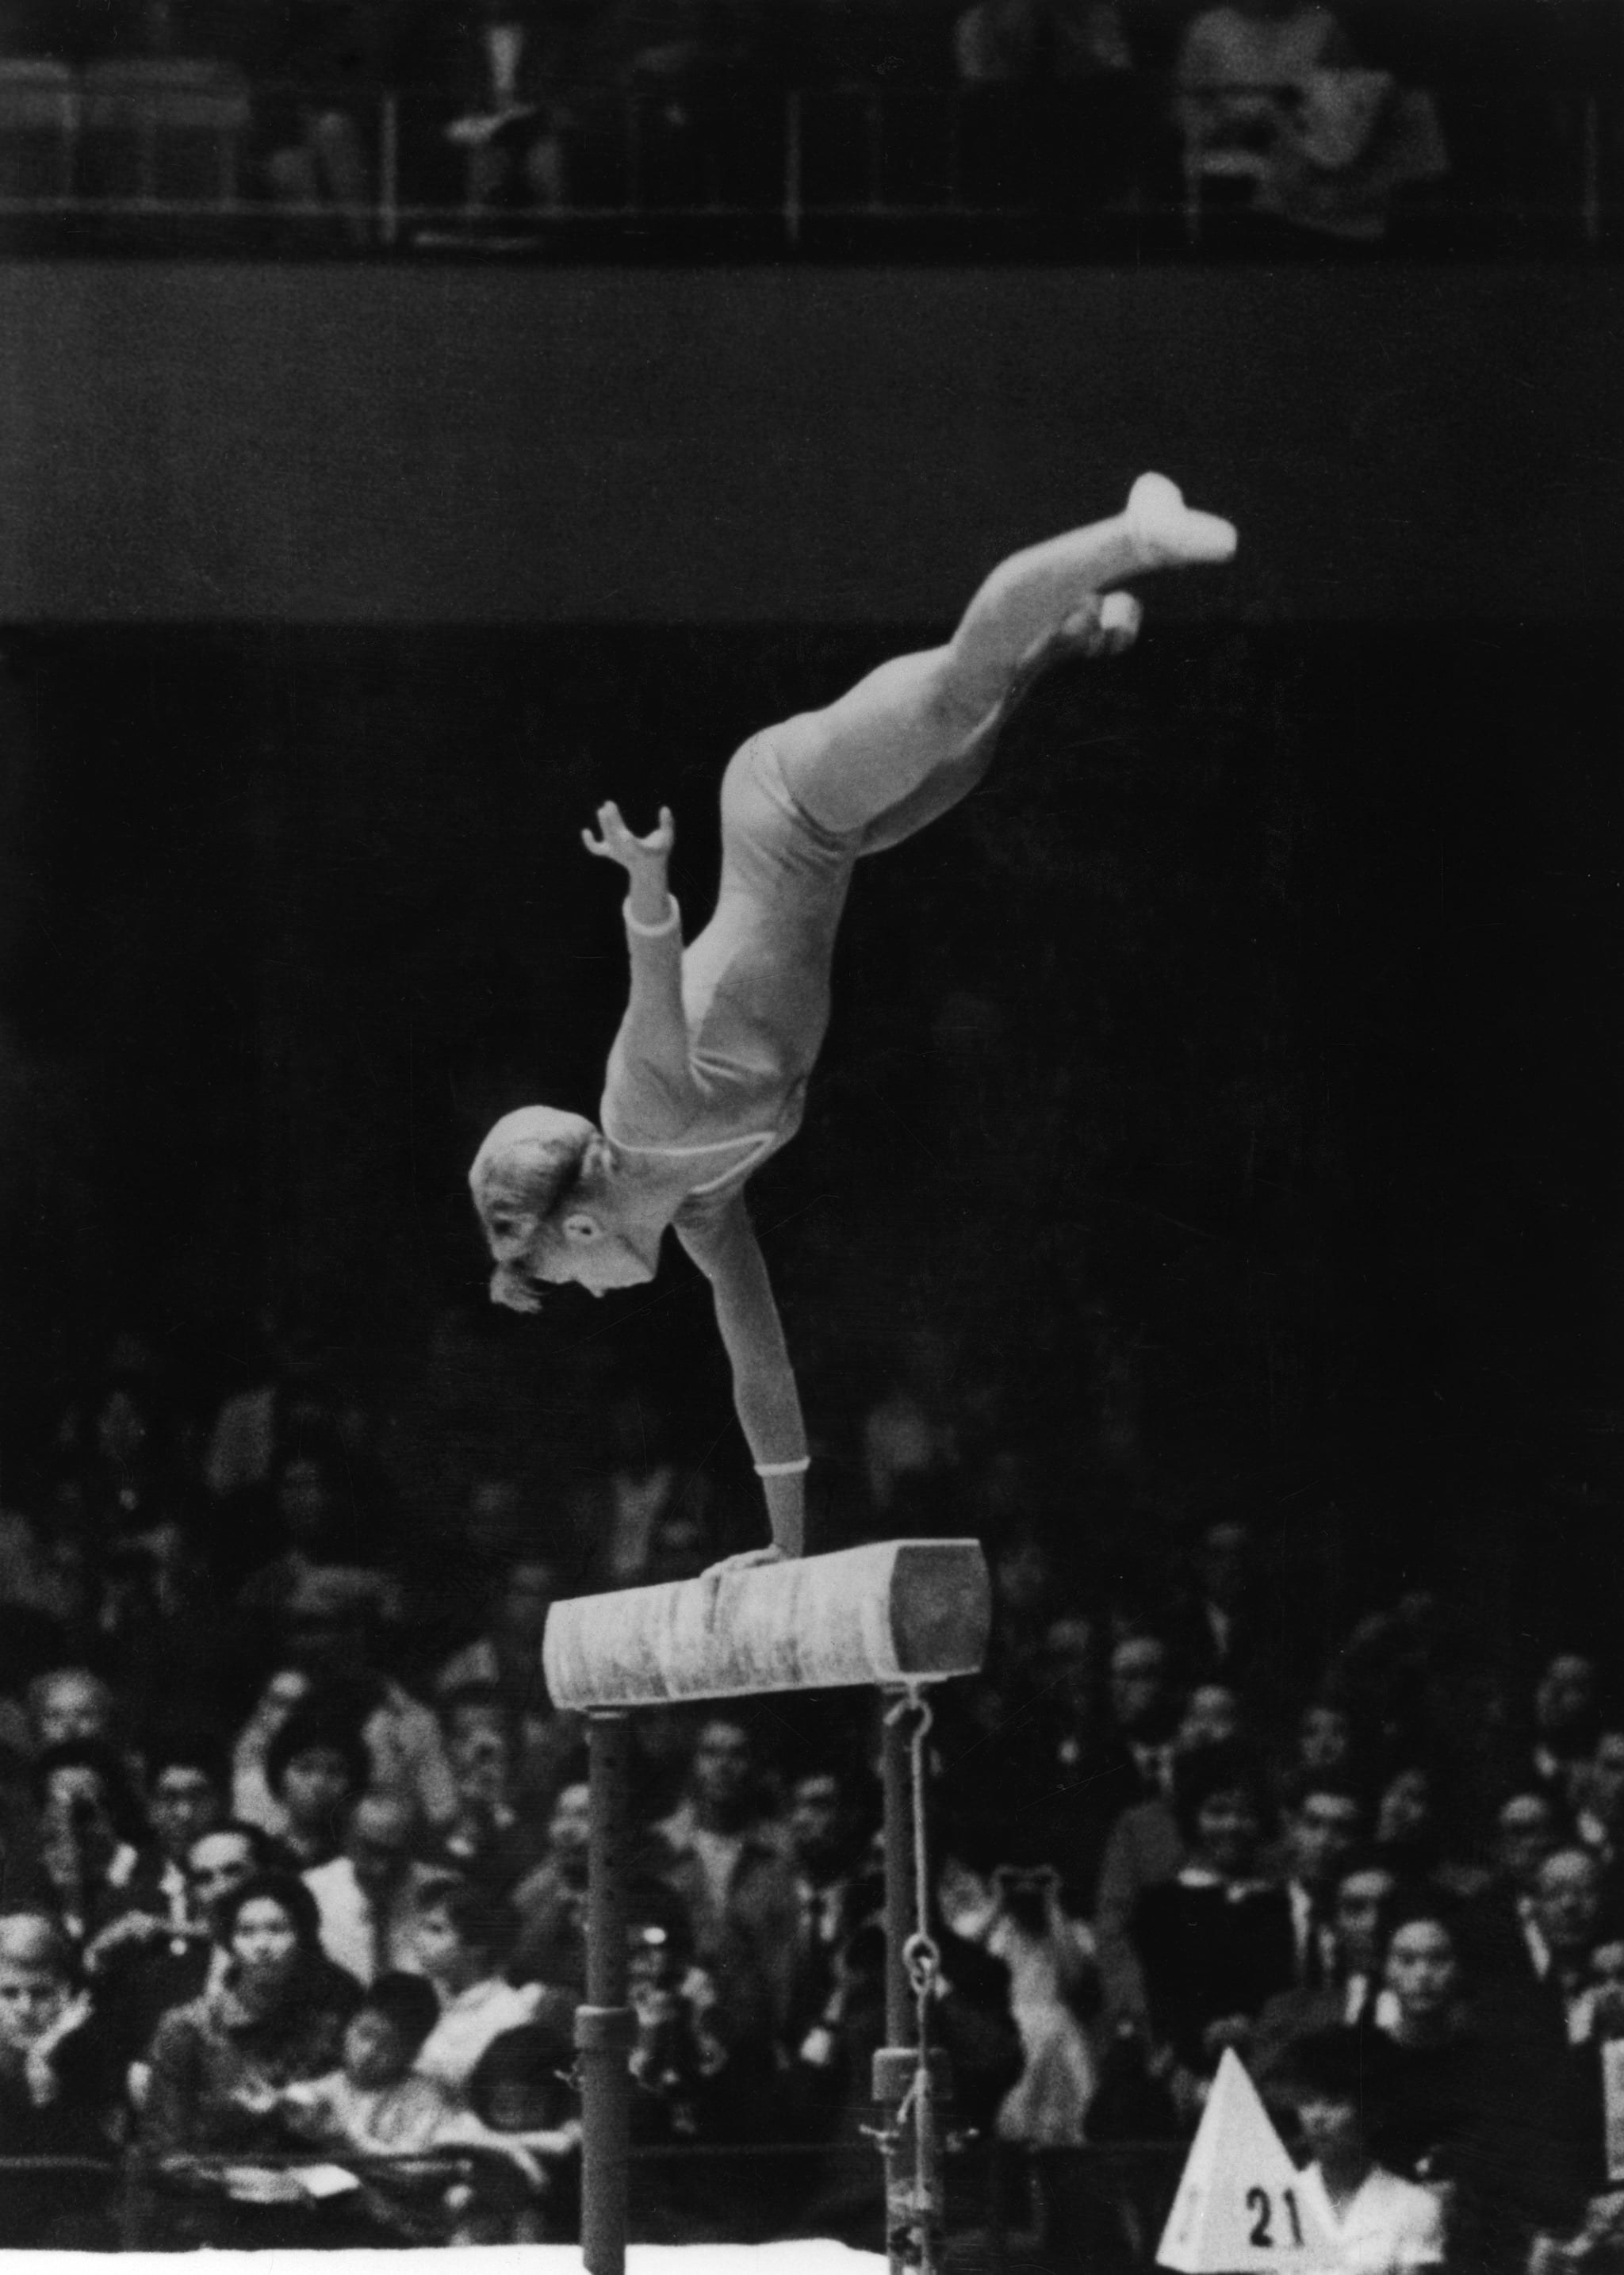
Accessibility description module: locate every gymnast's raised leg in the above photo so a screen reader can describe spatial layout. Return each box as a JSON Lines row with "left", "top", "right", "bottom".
{"left": 775, "top": 473, "right": 1235, "bottom": 850}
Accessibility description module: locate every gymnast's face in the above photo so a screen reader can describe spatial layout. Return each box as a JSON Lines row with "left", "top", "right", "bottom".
{"left": 537, "top": 1209, "right": 657, "bottom": 1295}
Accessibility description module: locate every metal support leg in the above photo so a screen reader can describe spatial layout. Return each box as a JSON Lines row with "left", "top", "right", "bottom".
{"left": 873, "top": 1688, "right": 946, "bottom": 2275}
{"left": 578, "top": 1710, "right": 635, "bottom": 2275}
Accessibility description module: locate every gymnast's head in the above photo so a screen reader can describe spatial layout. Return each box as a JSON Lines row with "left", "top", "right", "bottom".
{"left": 469, "top": 1106, "right": 657, "bottom": 1302}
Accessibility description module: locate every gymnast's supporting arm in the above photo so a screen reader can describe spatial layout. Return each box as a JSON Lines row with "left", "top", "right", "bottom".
{"left": 676, "top": 1193, "right": 808, "bottom": 1560}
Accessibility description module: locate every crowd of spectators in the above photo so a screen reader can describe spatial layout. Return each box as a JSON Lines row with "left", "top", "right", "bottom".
{"left": 0, "top": 1319, "right": 1620, "bottom": 2266}
{"left": 0, "top": 0, "right": 1615, "bottom": 245}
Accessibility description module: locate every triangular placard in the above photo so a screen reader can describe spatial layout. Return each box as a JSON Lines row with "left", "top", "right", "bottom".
{"left": 1156, "top": 2049, "right": 1344, "bottom": 2271}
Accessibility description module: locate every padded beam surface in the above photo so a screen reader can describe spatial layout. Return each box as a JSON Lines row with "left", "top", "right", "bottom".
{"left": 542, "top": 1539, "right": 990, "bottom": 1710}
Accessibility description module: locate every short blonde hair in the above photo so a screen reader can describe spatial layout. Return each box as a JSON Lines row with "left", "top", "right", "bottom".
{"left": 469, "top": 1107, "right": 598, "bottom": 1308}
{"left": 469, "top": 1106, "right": 596, "bottom": 1219}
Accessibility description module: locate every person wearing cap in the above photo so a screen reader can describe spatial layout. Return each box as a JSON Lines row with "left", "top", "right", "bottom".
{"left": 1284, "top": 2024, "right": 1445, "bottom": 2273}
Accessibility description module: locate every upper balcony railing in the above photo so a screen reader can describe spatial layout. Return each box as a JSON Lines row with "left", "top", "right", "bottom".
{"left": 0, "top": 59, "right": 1618, "bottom": 257}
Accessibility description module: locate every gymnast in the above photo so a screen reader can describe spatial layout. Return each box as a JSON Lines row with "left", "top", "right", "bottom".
{"left": 470, "top": 475, "right": 1236, "bottom": 1569}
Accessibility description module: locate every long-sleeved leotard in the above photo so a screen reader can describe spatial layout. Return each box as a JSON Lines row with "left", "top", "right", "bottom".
{"left": 590, "top": 477, "right": 1236, "bottom": 1553}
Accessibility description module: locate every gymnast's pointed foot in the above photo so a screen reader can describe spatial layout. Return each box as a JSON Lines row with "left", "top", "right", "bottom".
{"left": 1125, "top": 473, "right": 1238, "bottom": 571}
{"left": 1058, "top": 589, "right": 1143, "bottom": 660}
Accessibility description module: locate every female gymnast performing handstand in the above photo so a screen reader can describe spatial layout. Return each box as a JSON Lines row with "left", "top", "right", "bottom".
{"left": 470, "top": 475, "right": 1236, "bottom": 1568}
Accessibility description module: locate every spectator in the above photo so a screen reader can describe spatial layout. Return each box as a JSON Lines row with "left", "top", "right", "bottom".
{"left": 1283, "top": 2025, "right": 1445, "bottom": 2269}
{"left": 1373, "top": 1764, "right": 1491, "bottom": 1901}
{"left": 1369, "top": 1905, "right": 1489, "bottom": 2190}
{"left": 32, "top": 1740, "right": 157, "bottom": 1945}
{"left": 137, "top": 1870, "right": 362, "bottom": 2245}
{"left": 275, "top": 1969, "right": 450, "bottom": 2151}
{"left": 1176, "top": 0, "right": 1446, "bottom": 244}
{"left": 259, "top": 1706, "right": 372, "bottom": 1870}
{"left": 254, "top": 0, "right": 385, "bottom": 246}
{"left": 946, "top": 1857, "right": 1102, "bottom": 2149}
{"left": 511, "top": 1778, "right": 593, "bottom": 1993}
{"left": 652, "top": 1714, "right": 799, "bottom": 2047}
{"left": 1253, "top": 1855, "right": 1402, "bottom": 2081}
{"left": 442, "top": 0, "right": 571, "bottom": 221}
{"left": 93, "top": 1821, "right": 285, "bottom": 2101}
{"left": 1528, "top": 1654, "right": 1605, "bottom": 1813}
{"left": 780, "top": 1760, "right": 883, "bottom": 2057}
{"left": 0, "top": 1913, "right": 119, "bottom": 2241}
{"left": 1128, "top": 1741, "right": 1294, "bottom": 2095}
{"left": 304, "top": 1794, "right": 442, "bottom": 1984}
{"left": 1278, "top": 1773, "right": 1367, "bottom": 1988}
{"left": 230, "top": 1665, "right": 313, "bottom": 1834}
{"left": 1574, "top": 1727, "right": 1624, "bottom": 1872}
{"left": 435, "top": 1684, "right": 552, "bottom": 1894}
{"left": 236, "top": 1438, "right": 400, "bottom": 1629}
{"left": 143, "top": 1737, "right": 228, "bottom": 1935}
{"left": 412, "top": 1877, "right": 551, "bottom": 2097}
{"left": 262, "top": 1588, "right": 457, "bottom": 1834}
{"left": 26, "top": 1664, "right": 117, "bottom": 1752}
{"left": 955, "top": 0, "right": 1132, "bottom": 80}
{"left": 1458, "top": 1787, "right": 1565, "bottom": 1982}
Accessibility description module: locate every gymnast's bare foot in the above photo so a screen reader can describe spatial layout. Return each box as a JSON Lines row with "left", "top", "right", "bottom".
{"left": 1125, "top": 473, "right": 1238, "bottom": 571}
{"left": 1056, "top": 590, "right": 1143, "bottom": 660}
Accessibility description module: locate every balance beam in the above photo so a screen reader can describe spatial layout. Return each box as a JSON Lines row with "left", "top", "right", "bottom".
{"left": 542, "top": 1538, "right": 990, "bottom": 1711}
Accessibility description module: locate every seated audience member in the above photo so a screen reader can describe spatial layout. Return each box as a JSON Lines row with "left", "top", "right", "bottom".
{"left": 511, "top": 1778, "right": 592, "bottom": 1993}
{"left": 1458, "top": 1786, "right": 1565, "bottom": 1982}
{"left": 253, "top": 0, "right": 385, "bottom": 244}
{"left": 1574, "top": 1727, "right": 1624, "bottom": 1873}
{"left": 780, "top": 1759, "right": 884, "bottom": 2053}
{"left": 305, "top": 1794, "right": 442, "bottom": 1984}
{"left": 1377, "top": 1898, "right": 1589, "bottom": 2271}
{"left": 653, "top": 1714, "right": 799, "bottom": 2047}
{"left": 266, "top": 1583, "right": 458, "bottom": 1834}
{"left": 945, "top": 1856, "right": 1102, "bottom": 2149}
{"left": 230, "top": 1664, "right": 314, "bottom": 1833}
{"left": 1374, "top": 1764, "right": 1490, "bottom": 1900}
{"left": 137, "top": 1871, "right": 364, "bottom": 2246}
{"left": 954, "top": 0, "right": 1132, "bottom": 80}
{"left": 143, "top": 1737, "right": 229, "bottom": 1934}
{"left": 1526, "top": 1654, "right": 1604, "bottom": 1814}
{"left": 236, "top": 1438, "right": 400, "bottom": 1627}
{"left": 442, "top": 0, "right": 572, "bottom": 218}
{"left": 1176, "top": 0, "right": 1446, "bottom": 243}
{"left": 1254, "top": 1856, "right": 1402, "bottom": 2083}
{"left": 625, "top": 1899, "right": 772, "bottom": 2148}
{"left": 412, "top": 1877, "right": 553, "bottom": 2097}
{"left": 1128, "top": 1741, "right": 1294, "bottom": 2099}
{"left": 95, "top": 1822, "right": 280, "bottom": 2098}
{"left": 33, "top": 1740, "right": 157, "bottom": 1944}
{"left": 258, "top": 1706, "right": 372, "bottom": 1870}
{"left": 27, "top": 1664, "right": 119, "bottom": 1753}
{"left": 1093, "top": 1684, "right": 1246, "bottom": 2025}
{"left": 1283, "top": 2025, "right": 1445, "bottom": 2272}
{"left": 0, "top": 1912, "right": 119, "bottom": 2242}
{"left": 435, "top": 1685, "right": 551, "bottom": 1894}
{"left": 141, "top": 1870, "right": 362, "bottom": 2137}
{"left": 467, "top": 2016, "right": 580, "bottom": 2154}
{"left": 276, "top": 1969, "right": 450, "bottom": 2152}
{"left": 458, "top": 2021, "right": 580, "bottom": 2240}
{"left": 776, "top": 1903, "right": 1022, "bottom": 2156}
{"left": 1277, "top": 1772, "right": 1368, "bottom": 1988}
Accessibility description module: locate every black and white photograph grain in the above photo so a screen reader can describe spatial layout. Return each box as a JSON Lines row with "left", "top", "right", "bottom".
{"left": 0, "top": 1, "right": 1619, "bottom": 2270}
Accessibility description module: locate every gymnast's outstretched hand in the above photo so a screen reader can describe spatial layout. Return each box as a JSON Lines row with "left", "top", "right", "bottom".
{"left": 581, "top": 800, "right": 676, "bottom": 875}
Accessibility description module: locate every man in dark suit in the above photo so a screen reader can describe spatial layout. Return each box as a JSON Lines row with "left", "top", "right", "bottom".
{"left": 1458, "top": 1787, "right": 1565, "bottom": 1984}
